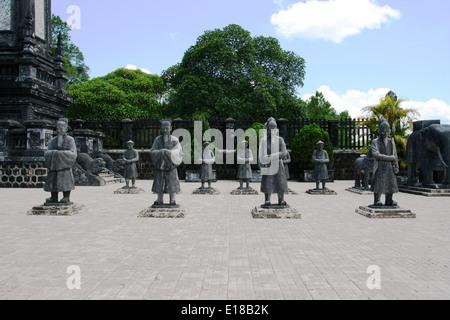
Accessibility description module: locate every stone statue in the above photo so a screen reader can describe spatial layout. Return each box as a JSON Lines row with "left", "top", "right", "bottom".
{"left": 259, "top": 117, "right": 289, "bottom": 206}
{"left": 283, "top": 149, "right": 291, "bottom": 180}
{"left": 123, "top": 140, "right": 139, "bottom": 189}
{"left": 312, "top": 141, "right": 330, "bottom": 190}
{"left": 370, "top": 118, "right": 399, "bottom": 207}
{"left": 198, "top": 141, "right": 215, "bottom": 189}
{"left": 237, "top": 140, "right": 254, "bottom": 189}
{"left": 44, "top": 118, "right": 77, "bottom": 204}
{"left": 150, "top": 120, "right": 183, "bottom": 206}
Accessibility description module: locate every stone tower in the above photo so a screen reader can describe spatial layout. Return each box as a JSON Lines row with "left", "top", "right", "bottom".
{"left": 0, "top": 0, "right": 72, "bottom": 188}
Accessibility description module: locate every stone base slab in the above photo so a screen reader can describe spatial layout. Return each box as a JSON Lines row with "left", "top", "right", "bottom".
{"left": 114, "top": 187, "right": 145, "bottom": 194}
{"left": 138, "top": 207, "right": 186, "bottom": 218}
{"left": 346, "top": 187, "right": 373, "bottom": 195}
{"left": 399, "top": 185, "right": 450, "bottom": 197}
{"left": 192, "top": 188, "right": 220, "bottom": 195}
{"left": 251, "top": 206, "right": 301, "bottom": 219}
{"left": 230, "top": 188, "right": 259, "bottom": 195}
{"left": 27, "top": 203, "right": 86, "bottom": 216}
{"left": 356, "top": 206, "right": 416, "bottom": 219}
{"left": 307, "top": 189, "right": 337, "bottom": 195}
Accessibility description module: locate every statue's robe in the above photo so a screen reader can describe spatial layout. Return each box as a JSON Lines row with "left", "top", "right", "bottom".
{"left": 198, "top": 149, "right": 215, "bottom": 181}
{"left": 123, "top": 149, "right": 139, "bottom": 179}
{"left": 150, "top": 135, "right": 183, "bottom": 194}
{"left": 370, "top": 138, "right": 399, "bottom": 194}
{"left": 312, "top": 149, "right": 329, "bottom": 181}
{"left": 44, "top": 135, "right": 77, "bottom": 193}
{"left": 259, "top": 135, "right": 288, "bottom": 194}
{"left": 237, "top": 149, "right": 254, "bottom": 180}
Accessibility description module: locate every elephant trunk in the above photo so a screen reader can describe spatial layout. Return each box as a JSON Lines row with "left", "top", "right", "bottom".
{"left": 436, "top": 146, "right": 448, "bottom": 168}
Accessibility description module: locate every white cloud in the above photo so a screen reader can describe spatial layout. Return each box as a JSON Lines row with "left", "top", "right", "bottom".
{"left": 303, "top": 85, "right": 450, "bottom": 123}
{"left": 271, "top": 0, "right": 401, "bottom": 43}
{"left": 125, "top": 64, "right": 152, "bottom": 74}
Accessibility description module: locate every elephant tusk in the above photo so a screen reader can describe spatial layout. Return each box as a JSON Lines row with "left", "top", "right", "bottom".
{"left": 437, "top": 146, "right": 449, "bottom": 168}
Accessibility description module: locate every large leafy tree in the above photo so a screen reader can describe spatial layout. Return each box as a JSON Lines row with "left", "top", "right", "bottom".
{"left": 362, "top": 91, "right": 419, "bottom": 170}
{"left": 66, "top": 68, "right": 165, "bottom": 120}
{"left": 51, "top": 14, "right": 90, "bottom": 84}
{"left": 163, "top": 24, "right": 306, "bottom": 120}
{"left": 304, "top": 91, "right": 350, "bottom": 120}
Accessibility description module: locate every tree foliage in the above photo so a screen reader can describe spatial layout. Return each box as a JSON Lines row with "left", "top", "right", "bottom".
{"left": 66, "top": 68, "right": 165, "bottom": 120}
{"left": 291, "top": 123, "right": 334, "bottom": 170}
{"left": 362, "top": 92, "right": 420, "bottom": 170}
{"left": 304, "top": 91, "right": 350, "bottom": 120}
{"left": 51, "top": 15, "right": 90, "bottom": 84}
{"left": 162, "top": 24, "right": 306, "bottom": 120}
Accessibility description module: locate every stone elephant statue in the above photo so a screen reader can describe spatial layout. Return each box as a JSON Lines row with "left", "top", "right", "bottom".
{"left": 407, "top": 121, "right": 450, "bottom": 188}
{"left": 354, "top": 154, "right": 374, "bottom": 190}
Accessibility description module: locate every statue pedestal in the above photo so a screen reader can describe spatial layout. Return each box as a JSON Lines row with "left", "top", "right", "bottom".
{"left": 138, "top": 205, "right": 186, "bottom": 218}
{"left": 356, "top": 206, "right": 416, "bottom": 219}
{"left": 399, "top": 185, "right": 450, "bottom": 197}
{"left": 114, "top": 187, "right": 145, "bottom": 194}
{"left": 192, "top": 188, "right": 220, "bottom": 195}
{"left": 307, "top": 189, "right": 337, "bottom": 195}
{"left": 28, "top": 203, "right": 86, "bottom": 216}
{"left": 346, "top": 187, "right": 373, "bottom": 195}
{"left": 230, "top": 188, "right": 259, "bottom": 195}
{"left": 251, "top": 205, "right": 301, "bottom": 219}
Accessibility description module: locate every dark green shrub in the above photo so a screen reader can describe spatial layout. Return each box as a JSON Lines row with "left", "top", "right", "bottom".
{"left": 291, "top": 123, "right": 334, "bottom": 170}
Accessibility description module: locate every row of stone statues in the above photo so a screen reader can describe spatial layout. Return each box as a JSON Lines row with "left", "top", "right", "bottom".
{"left": 42, "top": 117, "right": 400, "bottom": 210}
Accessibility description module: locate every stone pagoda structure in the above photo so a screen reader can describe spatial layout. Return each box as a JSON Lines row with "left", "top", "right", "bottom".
{"left": 0, "top": 0, "right": 72, "bottom": 188}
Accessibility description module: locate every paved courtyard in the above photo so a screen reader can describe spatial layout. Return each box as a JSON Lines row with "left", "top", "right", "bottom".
{"left": 0, "top": 179, "right": 449, "bottom": 300}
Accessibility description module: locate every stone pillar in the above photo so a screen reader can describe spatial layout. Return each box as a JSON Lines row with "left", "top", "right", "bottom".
{"left": 72, "top": 129, "right": 97, "bottom": 154}
{"left": 172, "top": 118, "right": 183, "bottom": 130}
{"left": 225, "top": 118, "right": 235, "bottom": 130}
{"left": 122, "top": 118, "right": 133, "bottom": 149}
{"left": 277, "top": 118, "right": 288, "bottom": 144}
{"left": 328, "top": 119, "right": 339, "bottom": 149}
{"left": 24, "top": 119, "right": 55, "bottom": 152}
{"left": 0, "top": 120, "right": 23, "bottom": 155}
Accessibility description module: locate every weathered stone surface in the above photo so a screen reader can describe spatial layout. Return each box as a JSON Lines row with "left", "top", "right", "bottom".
{"left": 356, "top": 206, "right": 416, "bottom": 219}
{"left": 307, "top": 189, "right": 337, "bottom": 195}
{"left": 251, "top": 206, "right": 301, "bottom": 219}
{"left": 230, "top": 188, "right": 258, "bottom": 195}
{"left": 114, "top": 187, "right": 145, "bottom": 194}
{"left": 192, "top": 188, "right": 220, "bottom": 195}
{"left": 399, "top": 185, "right": 450, "bottom": 197}
{"left": 28, "top": 203, "right": 86, "bottom": 216}
{"left": 346, "top": 187, "right": 373, "bottom": 195}
{"left": 138, "top": 207, "right": 186, "bottom": 218}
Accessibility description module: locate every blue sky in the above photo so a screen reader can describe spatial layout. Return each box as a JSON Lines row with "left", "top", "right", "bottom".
{"left": 51, "top": 0, "right": 450, "bottom": 122}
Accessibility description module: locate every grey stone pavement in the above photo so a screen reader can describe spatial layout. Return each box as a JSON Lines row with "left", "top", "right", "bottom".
{"left": 0, "top": 179, "right": 449, "bottom": 300}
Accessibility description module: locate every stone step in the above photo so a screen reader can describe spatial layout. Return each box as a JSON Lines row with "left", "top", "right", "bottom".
{"left": 398, "top": 186, "right": 450, "bottom": 197}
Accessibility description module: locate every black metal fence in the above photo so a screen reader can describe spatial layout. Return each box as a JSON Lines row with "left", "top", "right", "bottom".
{"left": 69, "top": 118, "right": 372, "bottom": 150}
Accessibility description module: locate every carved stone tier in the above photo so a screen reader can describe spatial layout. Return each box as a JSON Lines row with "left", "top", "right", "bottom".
{"left": 306, "top": 189, "right": 337, "bottom": 195}
{"left": 230, "top": 188, "right": 258, "bottom": 195}
{"left": 114, "top": 187, "right": 145, "bottom": 194}
{"left": 251, "top": 205, "right": 301, "bottom": 219}
{"left": 192, "top": 188, "right": 220, "bottom": 195}
{"left": 346, "top": 187, "right": 373, "bottom": 195}
{"left": 138, "top": 206, "right": 186, "bottom": 218}
{"left": 27, "top": 203, "right": 86, "bottom": 216}
{"left": 399, "top": 185, "right": 450, "bottom": 197}
{"left": 356, "top": 206, "right": 416, "bottom": 219}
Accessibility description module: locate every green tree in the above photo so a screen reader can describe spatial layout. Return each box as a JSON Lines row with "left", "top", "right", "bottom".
{"left": 362, "top": 92, "right": 419, "bottom": 170}
{"left": 304, "top": 91, "right": 349, "bottom": 120}
{"left": 291, "top": 123, "right": 334, "bottom": 170}
{"left": 163, "top": 24, "right": 306, "bottom": 120}
{"left": 66, "top": 68, "right": 165, "bottom": 120}
{"left": 51, "top": 14, "right": 90, "bottom": 84}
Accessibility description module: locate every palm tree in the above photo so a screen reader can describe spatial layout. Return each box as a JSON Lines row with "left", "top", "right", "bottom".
{"left": 362, "top": 91, "right": 420, "bottom": 170}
